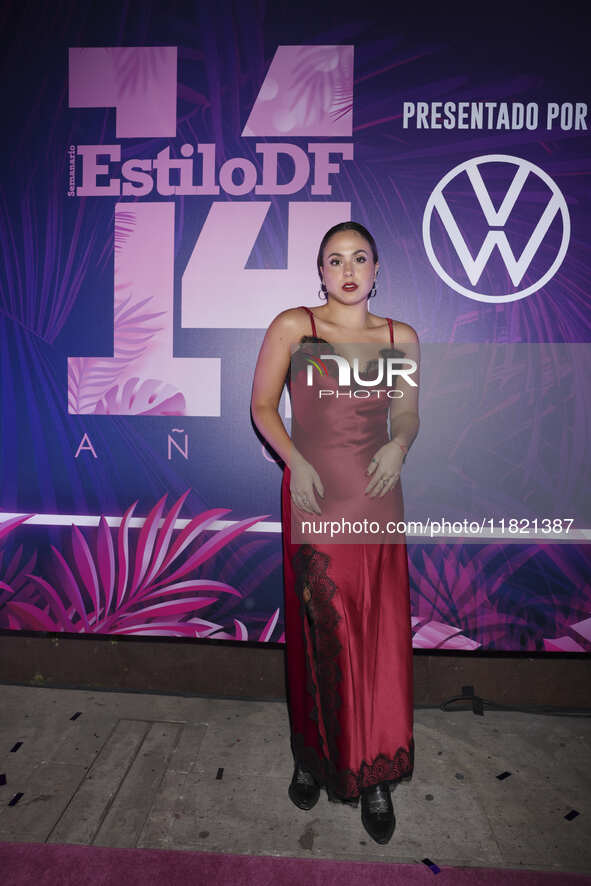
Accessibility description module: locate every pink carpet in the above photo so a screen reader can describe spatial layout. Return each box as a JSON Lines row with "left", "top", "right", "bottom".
{"left": 1, "top": 842, "right": 590, "bottom": 885}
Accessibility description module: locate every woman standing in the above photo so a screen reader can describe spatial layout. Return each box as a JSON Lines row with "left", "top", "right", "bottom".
{"left": 251, "top": 222, "right": 420, "bottom": 844}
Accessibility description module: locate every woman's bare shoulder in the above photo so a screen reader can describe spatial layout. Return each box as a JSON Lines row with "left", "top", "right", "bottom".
{"left": 268, "top": 306, "right": 312, "bottom": 339}
{"left": 393, "top": 320, "right": 419, "bottom": 344}
{"left": 367, "top": 311, "right": 419, "bottom": 343}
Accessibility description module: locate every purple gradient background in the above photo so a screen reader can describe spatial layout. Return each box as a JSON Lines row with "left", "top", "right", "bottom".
{"left": 0, "top": 0, "right": 589, "bottom": 650}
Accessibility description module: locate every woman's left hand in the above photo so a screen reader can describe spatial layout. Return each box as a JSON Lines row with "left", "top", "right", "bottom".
{"left": 365, "top": 441, "right": 404, "bottom": 497}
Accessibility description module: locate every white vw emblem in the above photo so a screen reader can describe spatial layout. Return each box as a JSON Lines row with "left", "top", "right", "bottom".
{"left": 422, "top": 154, "right": 570, "bottom": 303}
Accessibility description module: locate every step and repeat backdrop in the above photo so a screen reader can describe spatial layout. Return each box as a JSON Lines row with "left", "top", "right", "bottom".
{"left": 0, "top": 0, "right": 589, "bottom": 650}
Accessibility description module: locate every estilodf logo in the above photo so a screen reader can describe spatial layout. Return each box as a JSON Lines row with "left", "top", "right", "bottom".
{"left": 422, "top": 154, "right": 570, "bottom": 303}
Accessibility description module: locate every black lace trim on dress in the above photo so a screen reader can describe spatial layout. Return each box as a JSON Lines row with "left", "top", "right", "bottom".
{"left": 292, "top": 544, "right": 343, "bottom": 752}
{"left": 290, "top": 543, "right": 414, "bottom": 806}
{"left": 293, "top": 731, "right": 414, "bottom": 807}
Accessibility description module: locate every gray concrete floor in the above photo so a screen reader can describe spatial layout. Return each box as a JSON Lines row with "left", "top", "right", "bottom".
{"left": 0, "top": 684, "right": 589, "bottom": 876}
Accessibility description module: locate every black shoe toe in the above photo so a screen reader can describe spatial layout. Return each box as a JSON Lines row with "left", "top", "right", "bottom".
{"left": 360, "top": 783, "right": 396, "bottom": 844}
{"left": 288, "top": 764, "right": 320, "bottom": 811}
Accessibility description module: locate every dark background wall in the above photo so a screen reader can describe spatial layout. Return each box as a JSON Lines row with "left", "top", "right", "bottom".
{"left": 1, "top": 636, "right": 589, "bottom": 710}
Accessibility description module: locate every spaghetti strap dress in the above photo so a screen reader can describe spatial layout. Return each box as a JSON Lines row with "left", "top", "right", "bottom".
{"left": 281, "top": 305, "right": 414, "bottom": 806}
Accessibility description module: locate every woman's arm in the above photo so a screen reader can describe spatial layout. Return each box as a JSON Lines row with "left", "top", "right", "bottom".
{"left": 252, "top": 309, "right": 325, "bottom": 513}
{"left": 365, "top": 322, "right": 420, "bottom": 497}
{"left": 250, "top": 309, "right": 304, "bottom": 469}
{"left": 389, "top": 322, "right": 420, "bottom": 455}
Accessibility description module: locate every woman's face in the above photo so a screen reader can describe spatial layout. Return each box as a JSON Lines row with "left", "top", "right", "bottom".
{"left": 319, "top": 230, "right": 378, "bottom": 303}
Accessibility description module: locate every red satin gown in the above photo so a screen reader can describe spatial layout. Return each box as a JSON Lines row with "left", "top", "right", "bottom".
{"left": 281, "top": 305, "right": 414, "bottom": 806}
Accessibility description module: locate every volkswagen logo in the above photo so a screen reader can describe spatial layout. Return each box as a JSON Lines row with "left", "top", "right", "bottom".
{"left": 422, "top": 154, "right": 570, "bottom": 303}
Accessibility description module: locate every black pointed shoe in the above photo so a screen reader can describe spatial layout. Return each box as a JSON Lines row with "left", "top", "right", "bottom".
{"left": 360, "top": 782, "right": 396, "bottom": 844}
{"left": 288, "top": 763, "right": 320, "bottom": 810}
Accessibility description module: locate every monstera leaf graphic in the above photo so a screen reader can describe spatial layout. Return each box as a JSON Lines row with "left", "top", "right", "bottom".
{"left": 4, "top": 492, "right": 279, "bottom": 641}
{"left": 68, "top": 294, "right": 166, "bottom": 414}
{"left": 94, "top": 377, "right": 185, "bottom": 415}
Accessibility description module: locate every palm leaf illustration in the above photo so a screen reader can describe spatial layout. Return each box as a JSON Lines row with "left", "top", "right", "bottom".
{"left": 5, "top": 492, "right": 273, "bottom": 639}
{"left": 409, "top": 542, "right": 539, "bottom": 649}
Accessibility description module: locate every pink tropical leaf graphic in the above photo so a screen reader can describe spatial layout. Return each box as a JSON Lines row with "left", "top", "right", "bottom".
{"left": 6, "top": 601, "right": 60, "bottom": 632}
{"left": 68, "top": 294, "right": 166, "bottom": 413}
{"left": 0, "top": 517, "right": 36, "bottom": 610}
{"left": 412, "top": 617, "right": 481, "bottom": 650}
{"left": 5, "top": 492, "right": 274, "bottom": 640}
{"left": 208, "top": 618, "right": 250, "bottom": 641}
{"left": 290, "top": 46, "right": 353, "bottom": 126}
{"left": 94, "top": 377, "right": 185, "bottom": 416}
{"left": 408, "top": 543, "right": 541, "bottom": 649}
{"left": 114, "top": 47, "right": 173, "bottom": 99}
{"left": 96, "top": 208, "right": 138, "bottom": 272}
{"left": 114, "top": 210, "right": 137, "bottom": 253}
{"left": 543, "top": 613, "right": 591, "bottom": 652}
{"left": 259, "top": 607, "right": 281, "bottom": 643}
{"left": 0, "top": 514, "right": 34, "bottom": 543}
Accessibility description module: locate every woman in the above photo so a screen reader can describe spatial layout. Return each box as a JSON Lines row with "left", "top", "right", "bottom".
{"left": 251, "top": 221, "right": 420, "bottom": 844}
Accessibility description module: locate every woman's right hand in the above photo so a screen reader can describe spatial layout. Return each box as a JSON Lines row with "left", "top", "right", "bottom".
{"left": 290, "top": 455, "right": 324, "bottom": 515}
